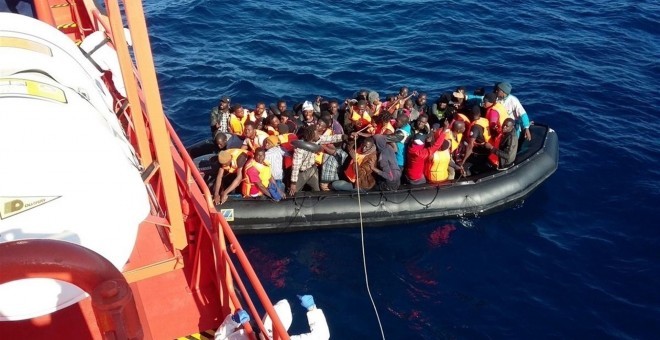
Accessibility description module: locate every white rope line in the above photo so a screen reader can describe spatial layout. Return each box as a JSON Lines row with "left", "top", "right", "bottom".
{"left": 352, "top": 133, "right": 386, "bottom": 340}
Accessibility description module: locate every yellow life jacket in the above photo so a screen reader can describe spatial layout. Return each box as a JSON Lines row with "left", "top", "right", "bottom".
{"left": 426, "top": 148, "right": 451, "bottom": 183}
{"left": 241, "top": 159, "right": 271, "bottom": 197}
{"left": 444, "top": 129, "right": 463, "bottom": 154}
{"left": 314, "top": 129, "right": 333, "bottom": 165}
{"left": 469, "top": 117, "right": 491, "bottom": 144}
{"left": 229, "top": 114, "right": 248, "bottom": 136}
{"left": 221, "top": 149, "right": 248, "bottom": 174}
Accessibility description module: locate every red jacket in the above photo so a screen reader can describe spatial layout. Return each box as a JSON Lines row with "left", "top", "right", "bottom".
{"left": 405, "top": 131, "right": 445, "bottom": 181}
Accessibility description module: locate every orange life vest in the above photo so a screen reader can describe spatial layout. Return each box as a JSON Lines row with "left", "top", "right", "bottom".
{"left": 488, "top": 134, "right": 501, "bottom": 167}
{"left": 344, "top": 152, "right": 368, "bottom": 183}
{"left": 241, "top": 159, "right": 271, "bottom": 197}
{"left": 220, "top": 149, "right": 248, "bottom": 174}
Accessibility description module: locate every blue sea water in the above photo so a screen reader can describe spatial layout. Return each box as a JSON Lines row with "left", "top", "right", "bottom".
{"left": 144, "top": 0, "right": 660, "bottom": 338}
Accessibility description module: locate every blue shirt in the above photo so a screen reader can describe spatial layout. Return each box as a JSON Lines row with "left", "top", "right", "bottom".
{"left": 395, "top": 124, "right": 411, "bottom": 167}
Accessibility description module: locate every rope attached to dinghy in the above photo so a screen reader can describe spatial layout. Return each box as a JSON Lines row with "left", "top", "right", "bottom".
{"left": 352, "top": 133, "right": 386, "bottom": 340}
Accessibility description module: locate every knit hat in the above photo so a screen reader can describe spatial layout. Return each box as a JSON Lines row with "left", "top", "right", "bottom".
{"left": 497, "top": 82, "right": 512, "bottom": 95}
{"left": 483, "top": 92, "right": 497, "bottom": 103}
{"left": 302, "top": 101, "right": 314, "bottom": 111}
{"left": 217, "top": 150, "right": 232, "bottom": 164}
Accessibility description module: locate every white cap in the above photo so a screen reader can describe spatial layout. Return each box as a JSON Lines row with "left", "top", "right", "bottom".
{"left": 302, "top": 101, "right": 314, "bottom": 111}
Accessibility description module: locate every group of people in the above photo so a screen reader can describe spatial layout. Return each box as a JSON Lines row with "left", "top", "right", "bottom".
{"left": 208, "top": 83, "right": 531, "bottom": 205}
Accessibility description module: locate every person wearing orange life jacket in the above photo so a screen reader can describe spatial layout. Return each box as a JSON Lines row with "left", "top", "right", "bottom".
{"left": 228, "top": 104, "right": 249, "bottom": 137}
{"left": 213, "top": 148, "right": 249, "bottom": 205}
{"left": 333, "top": 137, "right": 377, "bottom": 192}
{"left": 242, "top": 148, "right": 285, "bottom": 201}
{"left": 459, "top": 104, "right": 491, "bottom": 176}
{"left": 373, "top": 111, "right": 395, "bottom": 135}
{"left": 348, "top": 99, "right": 374, "bottom": 134}
{"left": 485, "top": 118, "right": 518, "bottom": 169}
{"left": 241, "top": 121, "right": 268, "bottom": 153}
{"left": 482, "top": 93, "right": 507, "bottom": 139}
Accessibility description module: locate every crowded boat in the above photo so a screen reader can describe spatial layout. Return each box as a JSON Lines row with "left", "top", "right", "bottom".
{"left": 198, "top": 83, "right": 533, "bottom": 206}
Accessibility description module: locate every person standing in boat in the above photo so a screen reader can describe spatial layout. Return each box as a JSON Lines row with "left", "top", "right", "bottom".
{"left": 242, "top": 148, "right": 284, "bottom": 201}
{"left": 289, "top": 125, "right": 346, "bottom": 195}
{"left": 485, "top": 118, "right": 518, "bottom": 169}
{"left": 495, "top": 82, "right": 532, "bottom": 142}
{"left": 372, "top": 134, "right": 402, "bottom": 190}
{"left": 213, "top": 149, "right": 249, "bottom": 205}
{"left": 210, "top": 96, "right": 232, "bottom": 136}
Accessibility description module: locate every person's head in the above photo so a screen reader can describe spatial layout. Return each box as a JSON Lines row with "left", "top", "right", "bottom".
{"left": 277, "top": 99, "right": 287, "bottom": 113}
{"left": 232, "top": 104, "right": 244, "bottom": 117}
{"left": 218, "top": 96, "right": 230, "bottom": 110}
{"left": 482, "top": 93, "right": 497, "bottom": 108}
{"left": 395, "top": 114, "right": 409, "bottom": 128}
{"left": 404, "top": 99, "right": 414, "bottom": 110}
{"left": 496, "top": 82, "right": 512, "bottom": 99}
{"left": 214, "top": 132, "right": 228, "bottom": 150}
{"left": 319, "top": 114, "right": 332, "bottom": 128}
{"left": 451, "top": 120, "right": 466, "bottom": 134}
{"left": 266, "top": 114, "right": 280, "bottom": 128}
{"left": 470, "top": 104, "right": 482, "bottom": 121}
{"left": 416, "top": 92, "right": 427, "bottom": 106}
{"left": 264, "top": 135, "right": 279, "bottom": 150}
{"left": 451, "top": 91, "right": 465, "bottom": 104}
{"left": 357, "top": 100, "right": 368, "bottom": 114}
{"left": 217, "top": 150, "right": 232, "bottom": 165}
{"left": 328, "top": 100, "right": 339, "bottom": 116}
{"left": 253, "top": 147, "right": 266, "bottom": 163}
{"left": 244, "top": 121, "right": 257, "bottom": 138}
{"left": 315, "top": 119, "right": 328, "bottom": 133}
{"left": 502, "top": 118, "right": 515, "bottom": 134}
{"left": 277, "top": 123, "right": 290, "bottom": 134}
{"left": 255, "top": 102, "right": 266, "bottom": 115}
{"left": 280, "top": 110, "right": 291, "bottom": 123}
{"left": 356, "top": 89, "right": 369, "bottom": 101}
{"left": 302, "top": 101, "right": 314, "bottom": 121}
{"left": 415, "top": 114, "right": 429, "bottom": 130}
{"left": 398, "top": 86, "right": 409, "bottom": 98}
{"left": 302, "top": 125, "right": 318, "bottom": 142}
{"left": 361, "top": 137, "right": 375, "bottom": 153}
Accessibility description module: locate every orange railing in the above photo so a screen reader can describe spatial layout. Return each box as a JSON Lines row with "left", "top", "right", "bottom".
{"left": 82, "top": 0, "right": 290, "bottom": 338}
